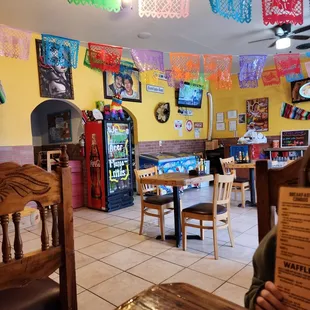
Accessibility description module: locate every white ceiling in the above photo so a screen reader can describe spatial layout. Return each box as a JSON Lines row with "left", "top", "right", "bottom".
{"left": 1, "top": 0, "right": 310, "bottom": 72}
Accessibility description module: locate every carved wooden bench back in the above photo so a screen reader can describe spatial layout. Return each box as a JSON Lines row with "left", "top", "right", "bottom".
{"left": 0, "top": 145, "right": 77, "bottom": 309}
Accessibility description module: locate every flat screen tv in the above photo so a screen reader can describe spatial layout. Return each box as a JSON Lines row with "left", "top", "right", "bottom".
{"left": 291, "top": 78, "right": 310, "bottom": 104}
{"left": 176, "top": 82, "right": 203, "bottom": 108}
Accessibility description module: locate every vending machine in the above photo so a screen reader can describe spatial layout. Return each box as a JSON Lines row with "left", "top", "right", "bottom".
{"left": 85, "top": 121, "right": 134, "bottom": 212}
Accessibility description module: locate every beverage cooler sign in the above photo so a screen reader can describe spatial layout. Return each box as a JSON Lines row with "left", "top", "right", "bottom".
{"left": 107, "top": 123, "right": 131, "bottom": 194}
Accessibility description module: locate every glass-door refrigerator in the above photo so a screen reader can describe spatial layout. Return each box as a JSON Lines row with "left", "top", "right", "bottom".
{"left": 85, "top": 121, "right": 134, "bottom": 212}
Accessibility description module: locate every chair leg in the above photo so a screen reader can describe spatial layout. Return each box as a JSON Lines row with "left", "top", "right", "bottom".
{"left": 213, "top": 220, "right": 219, "bottom": 260}
{"left": 182, "top": 214, "right": 187, "bottom": 251}
{"left": 159, "top": 206, "right": 165, "bottom": 241}
{"left": 139, "top": 207, "right": 145, "bottom": 235}
{"left": 200, "top": 220, "right": 204, "bottom": 240}
{"left": 227, "top": 213, "right": 235, "bottom": 247}
{"left": 241, "top": 185, "right": 246, "bottom": 208}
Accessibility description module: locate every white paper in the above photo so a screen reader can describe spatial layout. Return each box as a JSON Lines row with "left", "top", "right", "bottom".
{"left": 178, "top": 128, "right": 183, "bottom": 137}
{"left": 229, "top": 120, "right": 237, "bottom": 132}
{"left": 194, "top": 128, "right": 200, "bottom": 139}
{"left": 227, "top": 110, "right": 237, "bottom": 119}
{"left": 216, "top": 122, "right": 225, "bottom": 131}
{"left": 216, "top": 112, "right": 224, "bottom": 123}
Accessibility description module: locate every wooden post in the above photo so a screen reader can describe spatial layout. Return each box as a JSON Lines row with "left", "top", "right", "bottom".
{"left": 58, "top": 145, "right": 77, "bottom": 310}
{"left": 256, "top": 160, "right": 272, "bottom": 243}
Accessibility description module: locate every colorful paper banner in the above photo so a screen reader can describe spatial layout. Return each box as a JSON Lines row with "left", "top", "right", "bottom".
{"left": 138, "top": 0, "right": 190, "bottom": 18}
{"left": 0, "top": 25, "right": 31, "bottom": 60}
{"left": 274, "top": 53, "right": 301, "bottom": 77}
{"left": 262, "top": 0, "right": 303, "bottom": 25}
{"left": 239, "top": 55, "right": 267, "bottom": 81}
{"left": 88, "top": 42, "right": 123, "bottom": 72}
{"left": 170, "top": 52, "right": 200, "bottom": 81}
{"left": 42, "top": 34, "right": 80, "bottom": 68}
{"left": 131, "top": 49, "right": 164, "bottom": 72}
{"left": 261, "top": 69, "right": 281, "bottom": 86}
{"left": 209, "top": 0, "right": 252, "bottom": 23}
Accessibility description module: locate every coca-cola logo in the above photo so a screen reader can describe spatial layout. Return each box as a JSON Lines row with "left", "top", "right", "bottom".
{"left": 90, "top": 160, "right": 101, "bottom": 168}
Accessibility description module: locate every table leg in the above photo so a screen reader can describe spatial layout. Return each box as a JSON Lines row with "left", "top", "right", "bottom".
{"left": 238, "top": 168, "right": 256, "bottom": 208}
{"left": 172, "top": 186, "right": 181, "bottom": 247}
{"left": 155, "top": 187, "right": 202, "bottom": 247}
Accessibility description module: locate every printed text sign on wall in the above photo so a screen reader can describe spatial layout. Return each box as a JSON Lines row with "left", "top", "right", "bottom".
{"left": 146, "top": 84, "right": 164, "bottom": 94}
{"left": 194, "top": 122, "right": 203, "bottom": 128}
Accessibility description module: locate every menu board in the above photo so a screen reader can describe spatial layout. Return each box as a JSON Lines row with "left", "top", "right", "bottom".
{"left": 275, "top": 187, "right": 310, "bottom": 310}
{"left": 106, "top": 122, "right": 131, "bottom": 195}
{"left": 281, "top": 130, "right": 309, "bottom": 148}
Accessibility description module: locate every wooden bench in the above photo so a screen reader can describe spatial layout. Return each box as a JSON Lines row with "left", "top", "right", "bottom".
{"left": 0, "top": 145, "right": 77, "bottom": 310}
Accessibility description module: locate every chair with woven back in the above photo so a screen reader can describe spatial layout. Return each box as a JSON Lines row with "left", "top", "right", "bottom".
{"left": 182, "top": 174, "right": 235, "bottom": 260}
{"left": 135, "top": 167, "right": 174, "bottom": 241}
{"left": 0, "top": 145, "right": 77, "bottom": 310}
{"left": 220, "top": 156, "right": 250, "bottom": 208}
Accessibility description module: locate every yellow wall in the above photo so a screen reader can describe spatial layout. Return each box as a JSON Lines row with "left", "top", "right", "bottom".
{"left": 211, "top": 66, "right": 310, "bottom": 139}
{"left": 0, "top": 34, "right": 208, "bottom": 147}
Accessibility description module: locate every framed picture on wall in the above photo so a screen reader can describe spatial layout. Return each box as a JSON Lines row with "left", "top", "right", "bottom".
{"left": 238, "top": 113, "right": 246, "bottom": 124}
{"left": 103, "top": 68, "right": 142, "bottom": 103}
{"left": 246, "top": 97, "right": 269, "bottom": 132}
{"left": 47, "top": 110, "right": 72, "bottom": 143}
{"left": 35, "top": 40, "right": 74, "bottom": 100}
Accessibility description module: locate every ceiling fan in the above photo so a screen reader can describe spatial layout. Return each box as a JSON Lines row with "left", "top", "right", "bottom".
{"left": 248, "top": 24, "right": 310, "bottom": 49}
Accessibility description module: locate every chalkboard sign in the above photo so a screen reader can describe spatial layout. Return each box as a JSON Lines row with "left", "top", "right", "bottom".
{"left": 281, "top": 130, "right": 309, "bottom": 148}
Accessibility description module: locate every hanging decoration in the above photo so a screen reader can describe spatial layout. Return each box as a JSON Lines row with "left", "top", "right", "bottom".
{"left": 41, "top": 34, "right": 79, "bottom": 68}
{"left": 138, "top": 0, "right": 190, "bottom": 18}
{"left": 261, "top": 69, "right": 281, "bottom": 86}
{"left": 131, "top": 49, "right": 164, "bottom": 72}
{"left": 239, "top": 55, "right": 267, "bottom": 82}
{"left": 170, "top": 53, "right": 200, "bottom": 81}
{"left": 88, "top": 42, "right": 123, "bottom": 72}
{"left": 306, "top": 52, "right": 310, "bottom": 58}
{"left": 285, "top": 72, "right": 304, "bottom": 82}
{"left": 67, "top": 0, "right": 121, "bottom": 12}
{"left": 209, "top": 0, "right": 252, "bottom": 23}
{"left": 203, "top": 54, "right": 233, "bottom": 90}
{"left": 0, "top": 25, "right": 32, "bottom": 60}
{"left": 238, "top": 74, "right": 258, "bottom": 88}
{"left": 165, "top": 69, "right": 177, "bottom": 87}
{"left": 274, "top": 53, "right": 301, "bottom": 77}
{"left": 120, "top": 60, "right": 134, "bottom": 75}
{"left": 262, "top": 0, "right": 303, "bottom": 25}
{"left": 281, "top": 102, "right": 310, "bottom": 120}
{"left": 305, "top": 62, "right": 310, "bottom": 77}
{"left": 190, "top": 73, "right": 210, "bottom": 91}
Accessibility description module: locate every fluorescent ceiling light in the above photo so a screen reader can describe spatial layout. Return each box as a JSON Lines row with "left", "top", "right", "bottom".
{"left": 276, "top": 37, "right": 291, "bottom": 50}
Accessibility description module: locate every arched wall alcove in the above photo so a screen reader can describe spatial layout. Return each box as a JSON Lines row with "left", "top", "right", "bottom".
{"left": 30, "top": 99, "right": 83, "bottom": 163}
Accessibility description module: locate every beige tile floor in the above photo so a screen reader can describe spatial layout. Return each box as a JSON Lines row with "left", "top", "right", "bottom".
{"left": 26, "top": 187, "right": 258, "bottom": 309}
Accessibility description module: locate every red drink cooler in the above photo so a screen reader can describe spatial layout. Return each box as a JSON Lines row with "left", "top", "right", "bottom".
{"left": 85, "top": 122, "right": 106, "bottom": 210}
{"left": 85, "top": 121, "right": 134, "bottom": 212}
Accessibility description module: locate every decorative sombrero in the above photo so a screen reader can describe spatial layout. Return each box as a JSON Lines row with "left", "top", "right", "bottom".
{"left": 155, "top": 102, "right": 170, "bottom": 123}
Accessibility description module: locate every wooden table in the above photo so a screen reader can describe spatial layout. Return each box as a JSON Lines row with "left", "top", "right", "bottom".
{"left": 116, "top": 282, "right": 246, "bottom": 310}
{"left": 141, "top": 173, "right": 214, "bottom": 247}
{"left": 226, "top": 162, "right": 256, "bottom": 207}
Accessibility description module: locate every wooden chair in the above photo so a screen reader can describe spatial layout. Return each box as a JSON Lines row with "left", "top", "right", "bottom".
{"left": 0, "top": 145, "right": 77, "bottom": 310}
{"left": 135, "top": 167, "right": 174, "bottom": 241}
{"left": 182, "top": 174, "right": 235, "bottom": 259}
{"left": 220, "top": 156, "right": 250, "bottom": 208}
{"left": 256, "top": 157, "right": 305, "bottom": 242}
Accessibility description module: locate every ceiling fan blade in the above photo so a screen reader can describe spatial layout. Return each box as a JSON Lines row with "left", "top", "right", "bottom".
{"left": 289, "top": 34, "right": 310, "bottom": 40}
{"left": 248, "top": 37, "right": 275, "bottom": 44}
{"left": 292, "top": 25, "right": 310, "bottom": 34}
{"left": 268, "top": 41, "right": 277, "bottom": 48}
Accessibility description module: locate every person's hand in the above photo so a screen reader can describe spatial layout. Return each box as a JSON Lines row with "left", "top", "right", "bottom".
{"left": 255, "top": 281, "right": 287, "bottom": 310}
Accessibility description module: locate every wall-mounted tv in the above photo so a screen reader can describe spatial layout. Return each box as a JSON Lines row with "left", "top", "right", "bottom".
{"left": 291, "top": 78, "right": 310, "bottom": 104}
{"left": 176, "top": 82, "right": 203, "bottom": 109}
